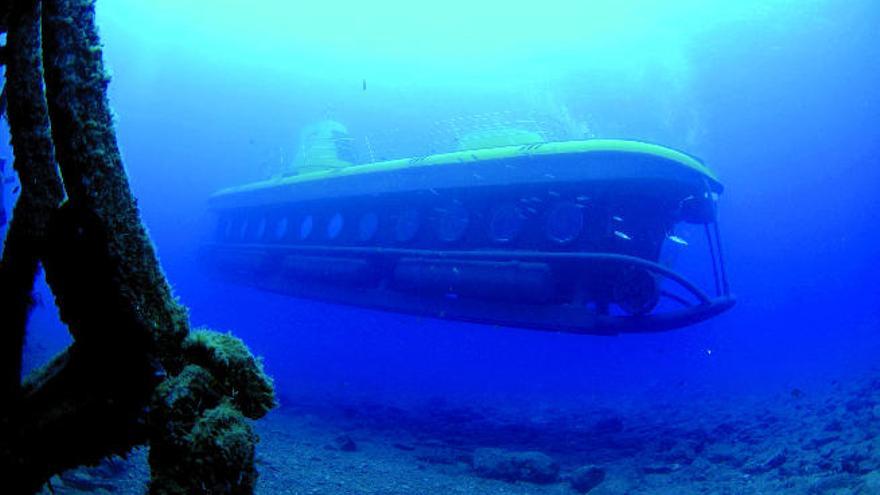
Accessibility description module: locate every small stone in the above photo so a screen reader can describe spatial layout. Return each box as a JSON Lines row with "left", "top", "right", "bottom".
{"left": 863, "top": 470, "right": 880, "bottom": 490}
{"left": 808, "top": 473, "right": 860, "bottom": 494}
{"left": 840, "top": 452, "right": 867, "bottom": 474}
{"left": 662, "top": 445, "right": 697, "bottom": 465}
{"left": 416, "top": 448, "right": 469, "bottom": 465}
{"left": 569, "top": 466, "right": 606, "bottom": 493}
{"left": 472, "top": 448, "right": 559, "bottom": 484}
{"left": 333, "top": 434, "right": 357, "bottom": 452}
{"left": 805, "top": 435, "right": 838, "bottom": 450}
{"left": 825, "top": 419, "right": 844, "bottom": 432}
{"left": 744, "top": 449, "right": 786, "bottom": 474}
{"left": 846, "top": 398, "right": 869, "bottom": 413}
{"left": 641, "top": 464, "right": 680, "bottom": 474}
{"left": 765, "top": 450, "right": 787, "bottom": 470}
{"left": 705, "top": 443, "right": 744, "bottom": 467}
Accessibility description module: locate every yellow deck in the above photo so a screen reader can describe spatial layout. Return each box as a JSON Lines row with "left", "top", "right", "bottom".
{"left": 213, "top": 139, "right": 718, "bottom": 199}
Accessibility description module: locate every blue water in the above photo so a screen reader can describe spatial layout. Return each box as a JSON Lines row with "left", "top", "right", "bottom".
{"left": 4, "top": 0, "right": 880, "bottom": 490}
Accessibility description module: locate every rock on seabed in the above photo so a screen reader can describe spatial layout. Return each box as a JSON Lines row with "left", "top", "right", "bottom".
{"left": 569, "top": 465, "right": 606, "bottom": 493}
{"left": 472, "top": 448, "right": 560, "bottom": 484}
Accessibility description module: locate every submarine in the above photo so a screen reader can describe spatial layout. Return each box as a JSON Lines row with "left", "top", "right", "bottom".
{"left": 203, "top": 120, "right": 734, "bottom": 335}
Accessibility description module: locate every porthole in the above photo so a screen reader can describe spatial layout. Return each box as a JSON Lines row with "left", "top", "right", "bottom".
{"left": 238, "top": 218, "right": 249, "bottom": 241}
{"left": 299, "top": 215, "right": 314, "bottom": 240}
{"left": 223, "top": 217, "right": 233, "bottom": 240}
{"left": 327, "top": 213, "right": 344, "bottom": 240}
{"left": 545, "top": 202, "right": 583, "bottom": 244}
{"left": 255, "top": 217, "right": 267, "bottom": 240}
{"left": 489, "top": 204, "right": 524, "bottom": 243}
{"left": 274, "top": 217, "right": 289, "bottom": 241}
{"left": 358, "top": 212, "right": 379, "bottom": 242}
{"left": 395, "top": 209, "right": 420, "bottom": 243}
{"left": 434, "top": 203, "right": 470, "bottom": 243}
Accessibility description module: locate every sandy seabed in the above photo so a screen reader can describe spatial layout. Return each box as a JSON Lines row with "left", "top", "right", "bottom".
{"left": 36, "top": 371, "right": 880, "bottom": 495}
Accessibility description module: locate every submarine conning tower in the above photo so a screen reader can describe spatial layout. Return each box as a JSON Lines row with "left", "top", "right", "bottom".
{"left": 284, "top": 120, "right": 357, "bottom": 176}
{"left": 203, "top": 125, "right": 733, "bottom": 335}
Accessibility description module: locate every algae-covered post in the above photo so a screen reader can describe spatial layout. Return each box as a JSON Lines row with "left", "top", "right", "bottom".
{"left": 40, "top": 0, "right": 190, "bottom": 370}
{"left": 0, "top": 0, "right": 65, "bottom": 414}
{"left": 0, "top": 0, "right": 275, "bottom": 493}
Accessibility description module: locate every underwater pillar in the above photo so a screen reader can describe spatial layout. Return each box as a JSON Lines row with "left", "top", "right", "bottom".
{"left": 40, "top": 0, "right": 189, "bottom": 372}
{"left": 0, "top": 0, "right": 65, "bottom": 415}
{"left": 0, "top": 1, "right": 275, "bottom": 493}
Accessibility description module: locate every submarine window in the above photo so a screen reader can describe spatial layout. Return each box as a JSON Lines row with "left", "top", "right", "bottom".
{"left": 274, "top": 217, "right": 289, "bottom": 241}
{"left": 238, "top": 218, "right": 249, "bottom": 241}
{"left": 255, "top": 217, "right": 267, "bottom": 241}
{"left": 358, "top": 212, "right": 379, "bottom": 242}
{"left": 327, "top": 213, "right": 344, "bottom": 240}
{"left": 222, "top": 217, "right": 233, "bottom": 240}
{"left": 679, "top": 193, "right": 716, "bottom": 224}
{"left": 434, "top": 203, "right": 469, "bottom": 242}
{"left": 395, "top": 209, "right": 421, "bottom": 243}
{"left": 299, "top": 215, "right": 314, "bottom": 240}
{"left": 489, "top": 204, "right": 525, "bottom": 243}
{"left": 546, "top": 202, "right": 584, "bottom": 244}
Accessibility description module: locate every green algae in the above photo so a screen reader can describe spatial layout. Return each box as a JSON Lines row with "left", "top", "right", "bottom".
{"left": 150, "top": 367, "right": 264, "bottom": 495}
{"left": 0, "top": 1, "right": 274, "bottom": 492}
{"left": 183, "top": 330, "right": 277, "bottom": 419}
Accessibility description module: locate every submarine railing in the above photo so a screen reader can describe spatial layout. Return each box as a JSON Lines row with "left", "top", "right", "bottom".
{"left": 205, "top": 243, "right": 736, "bottom": 333}
{"left": 209, "top": 243, "right": 728, "bottom": 307}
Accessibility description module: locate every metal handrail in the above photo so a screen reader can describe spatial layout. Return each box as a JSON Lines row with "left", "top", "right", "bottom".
{"left": 208, "top": 243, "right": 714, "bottom": 305}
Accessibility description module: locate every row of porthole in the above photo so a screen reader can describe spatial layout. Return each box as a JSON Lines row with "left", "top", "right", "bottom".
{"left": 221, "top": 201, "right": 590, "bottom": 245}
{"left": 223, "top": 212, "right": 380, "bottom": 243}
{"left": 487, "top": 201, "right": 587, "bottom": 244}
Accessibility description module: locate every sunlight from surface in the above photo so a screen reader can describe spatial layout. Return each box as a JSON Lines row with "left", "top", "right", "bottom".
{"left": 97, "top": 0, "right": 820, "bottom": 87}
